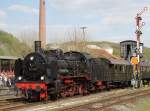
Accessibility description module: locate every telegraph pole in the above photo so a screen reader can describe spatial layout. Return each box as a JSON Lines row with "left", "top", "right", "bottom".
{"left": 133, "top": 7, "right": 148, "bottom": 88}
{"left": 80, "top": 27, "right": 87, "bottom": 51}
{"left": 80, "top": 27, "right": 87, "bottom": 41}
{"left": 39, "top": 0, "right": 46, "bottom": 48}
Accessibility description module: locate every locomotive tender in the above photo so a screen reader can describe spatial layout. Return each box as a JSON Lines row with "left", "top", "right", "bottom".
{"left": 15, "top": 41, "right": 150, "bottom": 101}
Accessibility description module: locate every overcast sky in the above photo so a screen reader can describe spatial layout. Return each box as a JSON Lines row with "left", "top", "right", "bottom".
{"left": 0, "top": 0, "right": 150, "bottom": 47}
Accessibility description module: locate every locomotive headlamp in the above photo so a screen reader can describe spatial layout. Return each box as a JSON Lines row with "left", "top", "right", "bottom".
{"left": 30, "top": 56, "right": 34, "bottom": 61}
{"left": 40, "top": 76, "right": 44, "bottom": 80}
{"left": 18, "top": 76, "right": 22, "bottom": 80}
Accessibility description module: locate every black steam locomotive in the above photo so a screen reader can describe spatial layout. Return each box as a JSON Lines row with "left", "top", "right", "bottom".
{"left": 15, "top": 41, "right": 150, "bottom": 101}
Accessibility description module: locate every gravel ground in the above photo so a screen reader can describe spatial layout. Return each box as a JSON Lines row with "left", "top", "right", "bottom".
{"left": 104, "top": 95, "right": 150, "bottom": 111}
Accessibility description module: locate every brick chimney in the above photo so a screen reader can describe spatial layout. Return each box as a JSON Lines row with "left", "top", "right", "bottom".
{"left": 39, "top": 0, "right": 46, "bottom": 48}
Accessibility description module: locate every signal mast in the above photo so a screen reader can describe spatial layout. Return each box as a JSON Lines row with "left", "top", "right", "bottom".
{"left": 133, "top": 7, "right": 148, "bottom": 88}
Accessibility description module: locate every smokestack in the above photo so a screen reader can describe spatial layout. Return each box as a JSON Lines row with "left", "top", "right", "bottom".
{"left": 35, "top": 41, "right": 41, "bottom": 52}
{"left": 39, "top": 0, "right": 46, "bottom": 48}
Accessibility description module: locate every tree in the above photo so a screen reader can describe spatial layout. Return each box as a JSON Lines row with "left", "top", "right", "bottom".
{"left": 18, "top": 30, "right": 38, "bottom": 49}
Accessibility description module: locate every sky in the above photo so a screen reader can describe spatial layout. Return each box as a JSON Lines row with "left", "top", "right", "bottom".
{"left": 0, "top": 0, "right": 150, "bottom": 47}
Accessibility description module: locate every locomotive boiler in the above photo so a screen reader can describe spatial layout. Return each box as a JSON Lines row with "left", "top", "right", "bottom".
{"left": 15, "top": 41, "right": 65, "bottom": 100}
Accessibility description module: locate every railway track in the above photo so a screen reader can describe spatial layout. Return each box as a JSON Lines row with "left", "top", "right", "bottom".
{"left": 0, "top": 97, "right": 45, "bottom": 111}
{"left": 11, "top": 87, "right": 150, "bottom": 111}
{"left": 62, "top": 87, "right": 150, "bottom": 111}
{"left": 12, "top": 88, "right": 129, "bottom": 111}
{"left": 0, "top": 87, "right": 149, "bottom": 111}
{"left": 0, "top": 97, "right": 25, "bottom": 111}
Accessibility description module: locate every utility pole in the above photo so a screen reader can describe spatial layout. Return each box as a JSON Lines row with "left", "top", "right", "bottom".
{"left": 80, "top": 27, "right": 87, "bottom": 52}
{"left": 80, "top": 27, "right": 87, "bottom": 41}
{"left": 39, "top": 0, "right": 46, "bottom": 49}
{"left": 133, "top": 7, "right": 148, "bottom": 88}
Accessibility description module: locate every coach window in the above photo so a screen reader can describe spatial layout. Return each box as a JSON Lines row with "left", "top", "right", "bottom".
{"left": 147, "top": 66, "right": 149, "bottom": 72}
{"left": 113, "top": 65, "right": 117, "bottom": 72}
{"left": 119, "top": 65, "right": 122, "bottom": 72}
{"left": 117, "top": 65, "right": 120, "bottom": 72}
{"left": 145, "top": 67, "right": 147, "bottom": 72}
{"left": 125, "top": 66, "right": 128, "bottom": 72}
{"left": 146, "top": 67, "right": 148, "bottom": 72}
{"left": 143, "top": 67, "right": 146, "bottom": 72}
{"left": 148, "top": 66, "right": 150, "bottom": 72}
{"left": 109, "top": 64, "right": 113, "bottom": 69}
{"left": 144, "top": 67, "right": 146, "bottom": 72}
{"left": 141, "top": 66, "right": 143, "bottom": 72}
{"left": 147, "top": 67, "right": 149, "bottom": 72}
{"left": 114, "top": 65, "right": 117, "bottom": 72}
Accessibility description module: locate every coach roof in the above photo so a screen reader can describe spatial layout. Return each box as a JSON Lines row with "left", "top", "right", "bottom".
{"left": 109, "top": 58, "right": 131, "bottom": 65}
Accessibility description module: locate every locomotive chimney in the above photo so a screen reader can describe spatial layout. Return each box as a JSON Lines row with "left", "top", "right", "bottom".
{"left": 39, "top": 0, "right": 46, "bottom": 49}
{"left": 35, "top": 41, "right": 41, "bottom": 52}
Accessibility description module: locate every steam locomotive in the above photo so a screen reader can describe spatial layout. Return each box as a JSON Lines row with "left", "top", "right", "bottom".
{"left": 15, "top": 41, "right": 150, "bottom": 101}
